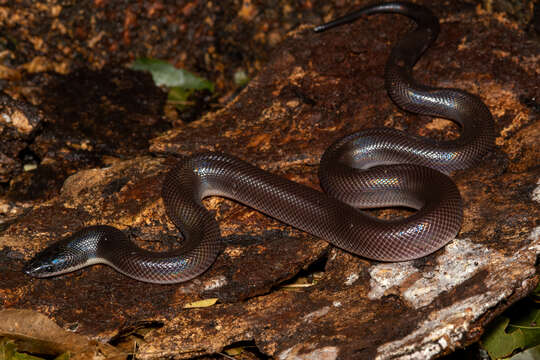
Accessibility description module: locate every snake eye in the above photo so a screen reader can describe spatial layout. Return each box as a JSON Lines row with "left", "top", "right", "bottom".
{"left": 24, "top": 241, "right": 74, "bottom": 278}
{"left": 23, "top": 258, "right": 56, "bottom": 277}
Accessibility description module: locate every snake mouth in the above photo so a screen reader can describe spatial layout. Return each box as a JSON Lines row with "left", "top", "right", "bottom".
{"left": 23, "top": 261, "right": 45, "bottom": 277}
{"left": 23, "top": 258, "right": 59, "bottom": 278}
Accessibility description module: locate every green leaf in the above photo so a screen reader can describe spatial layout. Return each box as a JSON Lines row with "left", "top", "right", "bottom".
{"left": 0, "top": 338, "right": 16, "bottom": 359}
{"left": 0, "top": 338, "right": 46, "bottom": 360}
{"left": 131, "top": 58, "right": 214, "bottom": 92}
{"left": 167, "top": 86, "right": 195, "bottom": 106}
{"left": 508, "top": 343, "right": 540, "bottom": 359}
{"left": 11, "top": 352, "right": 45, "bottom": 360}
{"left": 508, "top": 309, "right": 540, "bottom": 331}
{"left": 481, "top": 316, "right": 540, "bottom": 359}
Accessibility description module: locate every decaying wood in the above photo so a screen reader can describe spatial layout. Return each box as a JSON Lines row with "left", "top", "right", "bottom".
{"left": 0, "top": 1, "right": 538, "bottom": 359}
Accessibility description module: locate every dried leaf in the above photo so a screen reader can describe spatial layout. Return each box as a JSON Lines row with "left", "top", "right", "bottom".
{"left": 224, "top": 346, "right": 244, "bottom": 356}
{"left": 183, "top": 298, "right": 218, "bottom": 309}
{"left": 0, "top": 310, "right": 124, "bottom": 360}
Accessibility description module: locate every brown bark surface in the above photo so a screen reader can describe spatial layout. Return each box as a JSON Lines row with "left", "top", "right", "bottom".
{"left": 0, "top": 0, "right": 538, "bottom": 359}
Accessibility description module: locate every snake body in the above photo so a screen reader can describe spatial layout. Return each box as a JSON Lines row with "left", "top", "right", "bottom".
{"left": 24, "top": 2, "right": 494, "bottom": 284}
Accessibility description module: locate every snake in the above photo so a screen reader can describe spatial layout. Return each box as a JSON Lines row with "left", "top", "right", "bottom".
{"left": 24, "top": 2, "right": 494, "bottom": 284}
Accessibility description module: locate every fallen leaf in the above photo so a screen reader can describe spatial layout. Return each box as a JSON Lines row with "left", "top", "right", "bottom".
{"left": 481, "top": 316, "right": 540, "bottom": 359}
{"left": 0, "top": 310, "right": 124, "bottom": 360}
{"left": 183, "top": 298, "right": 218, "bottom": 309}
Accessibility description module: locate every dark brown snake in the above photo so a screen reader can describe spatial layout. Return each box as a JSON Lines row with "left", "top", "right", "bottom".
{"left": 25, "top": 2, "right": 494, "bottom": 284}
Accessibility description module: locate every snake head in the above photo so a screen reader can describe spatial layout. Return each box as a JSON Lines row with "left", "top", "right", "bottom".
{"left": 24, "top": 228, "right": 100, "bottom": 278}
{"left": 24, "top": 246, "right": 70, "bottom": 278}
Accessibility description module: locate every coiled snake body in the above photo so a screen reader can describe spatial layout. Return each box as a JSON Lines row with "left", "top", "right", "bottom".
{"left": 25, "top": 2, "right": 494, "bottom": 284}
